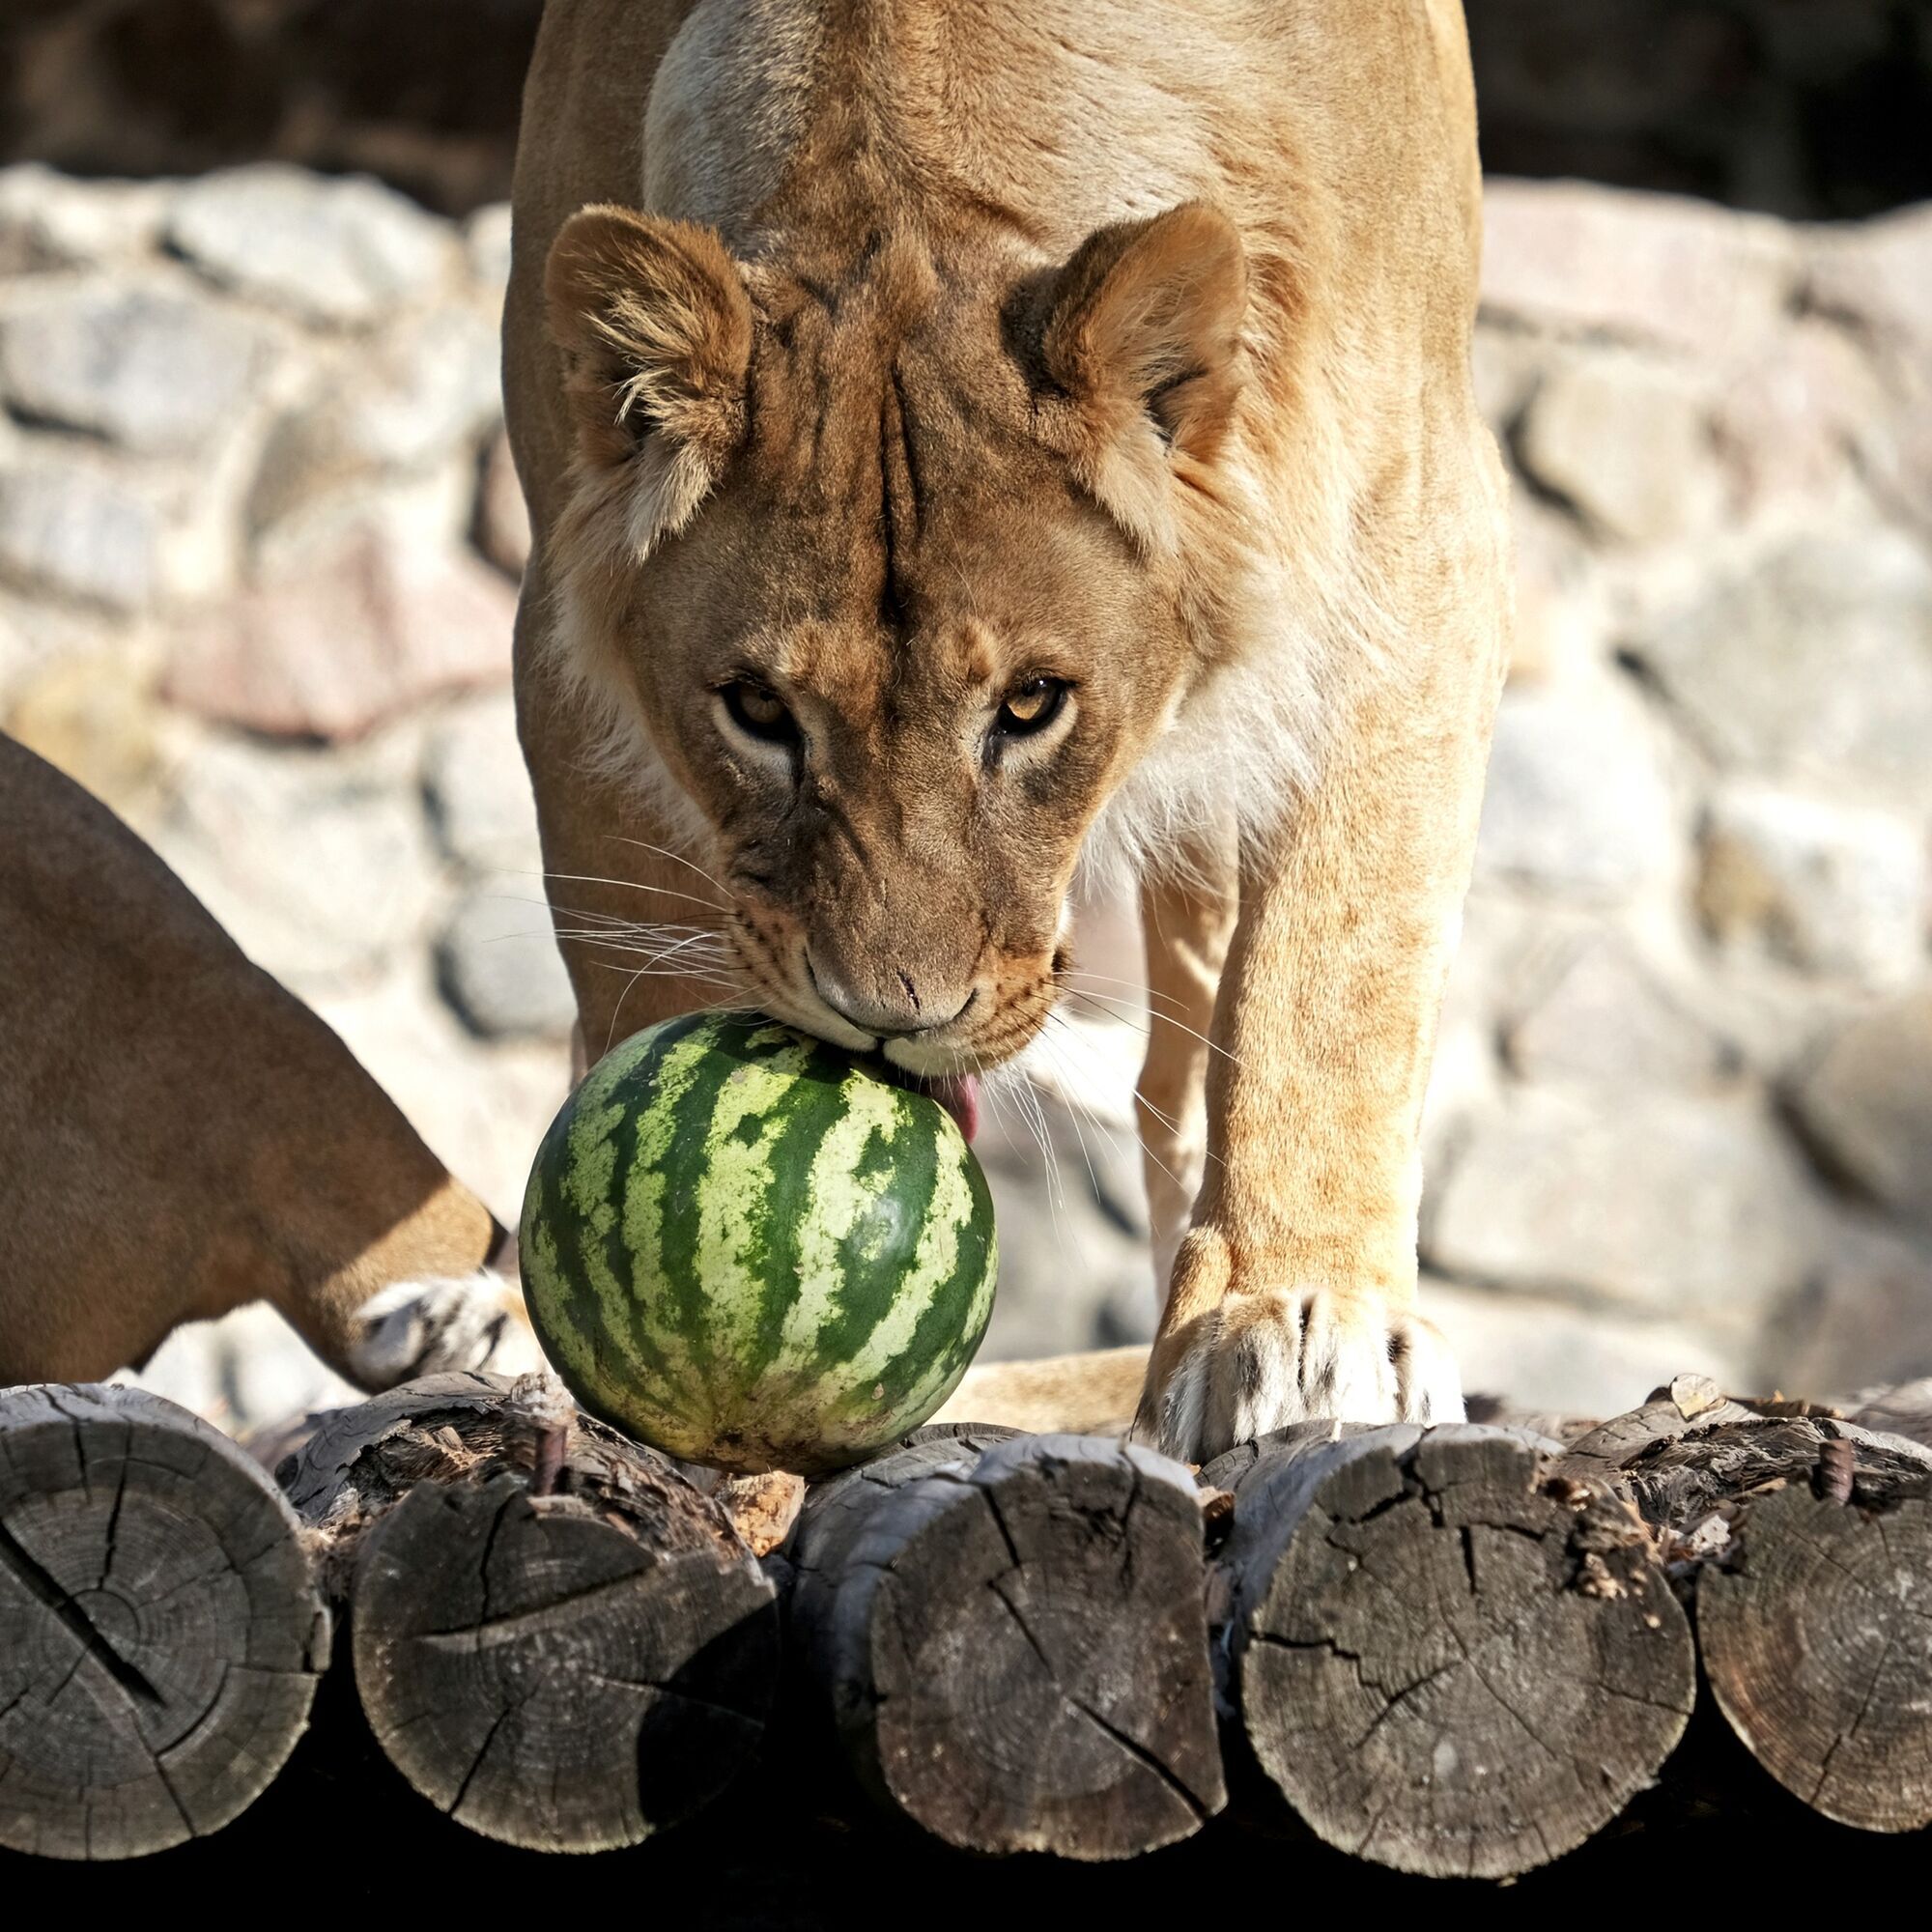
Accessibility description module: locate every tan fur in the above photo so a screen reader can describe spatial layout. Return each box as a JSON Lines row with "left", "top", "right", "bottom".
{"left": 508, "top": 0, "right": 1511, "bottom": 1458}
{"left": 933, "top": 1345, "right": 1149, "bottom": 1439}
{"left": 0, "top": 735, "right": 530, "bottom": 1387}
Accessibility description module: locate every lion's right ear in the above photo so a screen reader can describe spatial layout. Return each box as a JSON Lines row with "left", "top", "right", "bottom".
{"left": 546, "top": 205, "right": 753, "bottom": 547}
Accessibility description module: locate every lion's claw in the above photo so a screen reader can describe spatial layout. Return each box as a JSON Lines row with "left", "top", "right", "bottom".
{"left": 1140, "top": 1286, "right": 1463, "bottom": 1463}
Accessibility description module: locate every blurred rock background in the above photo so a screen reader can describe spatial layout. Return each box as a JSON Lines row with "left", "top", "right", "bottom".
{"left": 1, "top": 3, "right": 1929, "bottom": 1433}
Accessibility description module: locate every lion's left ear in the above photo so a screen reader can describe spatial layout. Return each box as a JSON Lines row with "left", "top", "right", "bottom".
{"left": 546, "top": 204, "right": 753, "bottom": 549}
{"left": 1037, "top": 202, "right": 1248, "bottom": 551}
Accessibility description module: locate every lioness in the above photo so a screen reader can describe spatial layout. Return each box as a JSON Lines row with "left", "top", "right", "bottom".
{"left": 507, "top": 0, "right": 1511, "bottom": 1460}
{"left": 0, "top": 733, "right": 532, "bottom": 1389}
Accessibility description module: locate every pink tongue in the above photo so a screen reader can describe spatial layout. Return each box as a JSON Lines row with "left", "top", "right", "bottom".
{"left": 926, "top": 1073, "right": 980, "bottom": 1144}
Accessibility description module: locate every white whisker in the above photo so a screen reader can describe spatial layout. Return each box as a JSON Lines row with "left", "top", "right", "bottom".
{"left": 608, "top": 836, "right": 743, "bottom": 906}
{"left": 1060, "top": 987, "right": 1243, "bottom": 1070}
{"left": 530, "top": 867, "right": 733, "bottom": 918}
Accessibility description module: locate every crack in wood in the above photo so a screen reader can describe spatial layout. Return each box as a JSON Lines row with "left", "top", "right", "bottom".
{"left": 0, "top": 1511, "right": 164, "bottom": 1709}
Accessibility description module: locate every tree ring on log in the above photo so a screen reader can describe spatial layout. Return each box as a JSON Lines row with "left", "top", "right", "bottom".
{"left": 0, "top": 1383, "right": 328, "bottom": 1861}
{"left": 346, "top": 1425, "right": 779, "bottom": 1852}
{"left": 790, "top": 1432, "right": 1226, "bottom": 1859}
{"left": 1225, "top": 1424, "right": 1694, "bottom": 1880}
{"left": 1699, "top": 1486, "right": 1932, "bottom": 1833}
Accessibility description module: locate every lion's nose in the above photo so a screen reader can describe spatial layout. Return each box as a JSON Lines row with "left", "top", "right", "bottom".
{"left": 804, "top": 955, "right": 975, "bottom": 1039}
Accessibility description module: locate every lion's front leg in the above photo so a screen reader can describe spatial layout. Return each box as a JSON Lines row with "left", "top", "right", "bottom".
{"left": 1136, "top": 630, "right": 1500, "bottom": 1462}
{"left": 1135, "top": 830, "right": 1238, "bottom": 1293}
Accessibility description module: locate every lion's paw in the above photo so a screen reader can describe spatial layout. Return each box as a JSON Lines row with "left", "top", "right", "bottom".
{"left": 1140, "top": 1286, "right": 1463, "bottom": 1463}
{"left": 348, "top": 1273, "right": 544, "bottom": 1387}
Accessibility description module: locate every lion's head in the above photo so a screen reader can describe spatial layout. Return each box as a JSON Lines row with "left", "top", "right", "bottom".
{"left": 543, "top": 200, "right": 1251, "bottom": 1094}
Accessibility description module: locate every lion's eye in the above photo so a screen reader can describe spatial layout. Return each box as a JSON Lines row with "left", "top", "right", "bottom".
{"left": 720, "top": 681, "right": 798, "bottom": 746}
{"left": 994, "top": 677, "right": 1069, "bottom": 738}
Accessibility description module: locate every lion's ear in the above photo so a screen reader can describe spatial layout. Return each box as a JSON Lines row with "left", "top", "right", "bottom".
{"left": 546, "top": 205, "right": 753, "bottom": 546}
{"left": 1038, "top": 202, "right": 1248, "bottom": 548}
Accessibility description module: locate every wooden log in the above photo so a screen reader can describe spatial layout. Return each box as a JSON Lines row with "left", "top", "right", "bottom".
{"left": 1561, "top": 1374, "right": 1932, "bottom": 1833}
{"left": 285, "top": 1372, "right": 780, "bottom": 1853}
{"left": 787, "top": 1428, "right": 1226, "bottom": 1860}
{"left": 0, "top": 1383, "right": 328, "bottom": 1861}
{"left": 1203, "top": 1421, "right": 1695, "bottom": 1880}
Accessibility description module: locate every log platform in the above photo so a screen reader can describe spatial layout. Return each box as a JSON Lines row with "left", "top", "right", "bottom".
{"left": 2, "top": 1370, "right": 1929, "bottom": 1888}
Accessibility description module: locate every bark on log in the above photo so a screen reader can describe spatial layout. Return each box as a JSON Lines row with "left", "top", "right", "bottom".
{"left": 0, "top": 1383, "right": 328, "bottom": 1861}
{"left": 1203, "top": 1422, "right": 1695, "bottom": 1880}
{"left": 285, "top": 1372, "right": 780, "bottom": 1853}
{"left": 1560, "top": 1374, "right": 1932, "bottom": 1833}
{"left": 787, "top": 1428, "right": 1226, "bottom": 1860}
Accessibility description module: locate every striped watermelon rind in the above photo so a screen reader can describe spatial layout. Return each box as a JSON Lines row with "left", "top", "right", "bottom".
{"left": 519, "top": 1010, "right": 998, "bottom": 1475}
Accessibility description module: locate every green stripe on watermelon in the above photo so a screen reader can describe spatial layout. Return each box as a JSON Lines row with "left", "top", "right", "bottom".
{"left": 520, "top": 1010, "right": 999, "bottom": 1474}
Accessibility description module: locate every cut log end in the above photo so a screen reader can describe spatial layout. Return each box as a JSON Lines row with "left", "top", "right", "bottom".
{"left": 792, "top": 1431, "right": 1226, "bottom": 1861}
{"left": 1700, "top": 1484, "right": 1932, "bottom": 1833}
{"left": 0, "top": 1384, "right": 328, "bottom": 1861}
{"left": 295, "top": 1377, "right": 780, "bottom": 1854}
{"left": 1224, "top": 1424, "right": 1694, "bottom": 1881}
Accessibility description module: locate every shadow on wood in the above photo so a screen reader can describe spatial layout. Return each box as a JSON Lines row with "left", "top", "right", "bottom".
{"left": 286, "top": 1372, "right": 780, "bottom": 1852}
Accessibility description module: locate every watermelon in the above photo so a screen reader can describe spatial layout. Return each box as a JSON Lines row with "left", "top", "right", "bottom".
{"left": 519, "top": 1010, "right": 999, "bottom": 1475}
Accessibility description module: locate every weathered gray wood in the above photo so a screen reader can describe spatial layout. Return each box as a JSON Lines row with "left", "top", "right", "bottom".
{"left": 1700, "top": 1485, "right": 1932, "bottom": 1833}
{"left": 1844, "top": 1377, "right": 1932, "bottom": 1451}
{"left": 288, "top": 1373, "right": 780, "bottom": 1852}
{"left": 787, "top": 1428, "right": 1226, "bottom": 1860}
{"left": 1559, "top": 1375, "right": 1932, "bottom": 1833}
{"left": 0, "top": 1383, "right": 328, "bottom": 1861}
{"left": 1205, "top": 1421, "right": 1694, "bottom": 1880}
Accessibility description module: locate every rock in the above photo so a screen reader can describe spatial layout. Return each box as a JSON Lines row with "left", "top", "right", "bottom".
{"left": 1481, "top": 181, "right": 1796, "bottom": 356}
{"left": 464, "top": 203, "right": 513, "bottom": 300}
{"left": 1419, "top": 1015, "right": 1498, "bottom": 1174}
{"left": 1426, "top": 1279, "right": 1746, "bottom": 1422}
{"left": 0, "top": 165, "right": 169, "bottom": 273}
{"left": 1423, "top": 1089, "right": 1822, "bottom": 1323}
{"left": 154, "top": 733, "right": 441, "bottom": 990}
{"left": 248, "top": 304, "right": 501, "bottom": 526}
{"left": 473, "top": 429, "right": 530, "bottom": 579}
{"left": 0, "top": 588, "right": 115, "bottom": 707}
{"left": 1634, "top": 528, "right": 1932, "bottom": 812}
{"left": 1473, "top": 675, "right": 1679, "bottom": 902}
{"left": 119, "top": 1302, "right": 362, "bottom": 1439}
{"left": 1768, "top": 1214, "right": 1932, "bottom": 1399}
{"left": 1505, "top": 936, "right": 1732, "bottom": 1090}
{"left": 1505, "top": 492, "right": 1605, "bottom": 682}
{"left": 1469, "top": 328, "right": 1544, "bottom": 438}
{"left": 1515, "top": 354, "right": 1723, "bottom": 545}
{"left": 0, "top": 457, "right": 160, "bottom": 611}
{"left": 1712, "top": 317, "right": 1878, "bottom": 510}
{"left": 436, "top": 878, "right": 579, "bottom": 1039}
{"left": 1697, "top": 782, "right": 1925, "bottom": 986}
{"left": 974, "top": 1092, "right": 1157, "bottom": 1362}
{"left": 1791, "top": 991, "right": 1932, "bottom": 1231}
{"left": 307, "top": 962, "right": 571, "bottom": 1226}
{"left": 162, "top": 524, "right": 515, "bottom": 740}
{"left": 1807, "top": 203, "right": 1932, "bottom": 357}
{"left": 422, "top": 692, "right": 542, "bottom": 872}
{"left": 166, "top": 165, "right": 449, "bottom": 327}
{"left": 0, "top": 281, "right": 280, "bottom": 457}
{"left": 3, "top": 647, "right": 170, "bottom": 829}
{"left": 1860, "top": 384, "right": 1932, "bottom": 540}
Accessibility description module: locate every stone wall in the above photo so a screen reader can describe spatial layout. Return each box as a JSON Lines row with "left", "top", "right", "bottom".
{"left": 2, "top": 162, "right": 1930, "bottom": 1429}
{"left": 6, "top": 2, "right": 1930, "bottom": 219}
